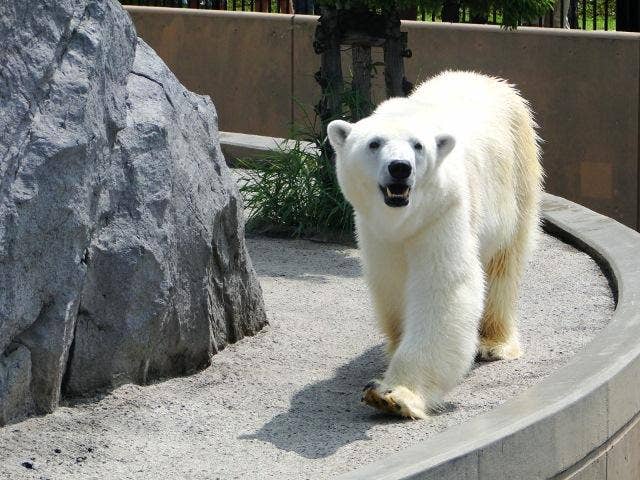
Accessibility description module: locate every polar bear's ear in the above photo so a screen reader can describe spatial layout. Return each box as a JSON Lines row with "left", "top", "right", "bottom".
{"left": 435, "top": 134, "right": 455, "bottom": 165}
{"left": 327, "top": 120, "right": 353, "bottom": 149}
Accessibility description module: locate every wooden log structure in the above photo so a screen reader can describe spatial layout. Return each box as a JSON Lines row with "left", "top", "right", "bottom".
{"left": 313, "top": 6, "right": 413, "bottom": 134}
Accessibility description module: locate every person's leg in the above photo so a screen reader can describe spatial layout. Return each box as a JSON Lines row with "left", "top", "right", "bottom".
{"left": 293, "top": 0, "right": 313, "bottom": 14}
{"left": 399, "top": 6, "right": 418, "bottom": 20}
{"left": 254, "top": 0, "right": 269, "bottom": 12}
{"left": 279, "top": 0, "right": 293, "bottom": 13}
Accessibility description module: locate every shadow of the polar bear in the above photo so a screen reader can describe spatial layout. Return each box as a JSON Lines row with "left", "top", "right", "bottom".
{"left": 240, "top": 345, "right": 391, "bottom": 458}
{"left": 241, "top": 344, "right": 457, "bottom": 459}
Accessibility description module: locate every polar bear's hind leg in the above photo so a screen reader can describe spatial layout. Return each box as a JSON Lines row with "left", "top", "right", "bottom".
{"left": 478, "top": 90, "right": 542, "bottom": 362}
{"left": 478, "top": 227, "right": 530, "bottom": 361}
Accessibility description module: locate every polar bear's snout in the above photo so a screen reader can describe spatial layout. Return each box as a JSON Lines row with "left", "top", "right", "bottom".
{"left": 388, "top": 160, "right": 412, "bottom": 180}
{"left": 379, "top": 160, "right": 413, "bottom": 207}
{"left": 379, "top": 158, "right": 414, "bottom": 207}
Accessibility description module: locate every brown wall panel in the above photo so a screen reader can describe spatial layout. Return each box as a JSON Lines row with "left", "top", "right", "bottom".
{"left": 400, "top": 23, "right": 640, "bottom": 229}
{"left": 126, "top": 8, "right": 640, "bottom": 229}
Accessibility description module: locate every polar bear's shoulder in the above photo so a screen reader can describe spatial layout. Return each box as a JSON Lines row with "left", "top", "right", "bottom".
{"left": 412, "top": 71, "right": 517, "bottom": 100}
{"left": 411, "top": 71, "right": 529, "bottom": 115}
{"left": 368, "top": 71, "right": 525, "bottom": 134}
{"left": 372, "top": 96, "right": 420, "bottom": 118}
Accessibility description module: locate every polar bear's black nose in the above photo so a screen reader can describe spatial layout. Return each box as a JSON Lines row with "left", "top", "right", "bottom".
{"left": 388, "top": 161, "right": 412, "bottom": 180}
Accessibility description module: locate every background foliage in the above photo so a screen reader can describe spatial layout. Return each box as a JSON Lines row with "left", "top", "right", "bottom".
{"left": 317, "top": 0, "right": 555, "bottom": 28}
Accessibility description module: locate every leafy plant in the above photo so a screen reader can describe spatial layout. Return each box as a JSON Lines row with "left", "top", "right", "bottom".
{"left": 237, "top": 116, "right": 354, "bottom": 240}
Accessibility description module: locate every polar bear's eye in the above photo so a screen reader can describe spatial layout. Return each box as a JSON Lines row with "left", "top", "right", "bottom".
{"left": 414, "top": 142, "right": 423, "bottom": 151}
{"left": 369, "top": 141, "right": 380, "bottom": 150}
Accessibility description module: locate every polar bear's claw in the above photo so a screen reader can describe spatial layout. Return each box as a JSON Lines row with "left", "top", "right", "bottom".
{"left": 363, "top": 380, "right": 379, "bottom": 392}
{"left": 477, "top": 338, "right": 522, "bottom": 361}
{"left": 361, "top": 381, "right": 427, "bottom": 420}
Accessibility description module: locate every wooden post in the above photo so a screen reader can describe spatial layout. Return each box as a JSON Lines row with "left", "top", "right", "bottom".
{"left": 314, "top": 7, "right": 344, "bottom": 130}
{"left": 314, "top": 5, "right": 413, "bottom": 155}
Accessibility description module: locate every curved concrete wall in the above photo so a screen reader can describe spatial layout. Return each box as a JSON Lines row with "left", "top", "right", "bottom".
{"left": 124, "top": 6, "right": 640, "bottom": 231}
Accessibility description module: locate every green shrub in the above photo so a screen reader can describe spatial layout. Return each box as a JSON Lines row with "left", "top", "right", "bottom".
{"left": 237, "top": 135, "right": 355, "bottom": 241}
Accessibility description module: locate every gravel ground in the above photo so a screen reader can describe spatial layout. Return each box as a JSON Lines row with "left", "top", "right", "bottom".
{"left": 0, "top": 234, "right": 613, "bottom": 480}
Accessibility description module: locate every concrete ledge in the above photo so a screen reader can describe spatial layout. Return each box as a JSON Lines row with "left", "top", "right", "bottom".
{"left": 220, "top": 131, "right": 316, "bottom": 165}
{"left": 226, "top": 132, "right": 640, "bottom": 479}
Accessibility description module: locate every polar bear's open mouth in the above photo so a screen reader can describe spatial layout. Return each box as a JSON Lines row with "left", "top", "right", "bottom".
{"left": 380, "top": 184, "right": 411, "bottom": 207}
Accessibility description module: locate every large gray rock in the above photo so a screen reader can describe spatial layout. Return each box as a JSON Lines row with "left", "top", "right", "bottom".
{"left": 0, "top": 0, "right": 266, "bottom": 425}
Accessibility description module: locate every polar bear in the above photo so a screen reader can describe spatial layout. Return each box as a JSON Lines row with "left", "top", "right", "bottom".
{"left": 327, "top": 71, "right": 543, "bottom": 419}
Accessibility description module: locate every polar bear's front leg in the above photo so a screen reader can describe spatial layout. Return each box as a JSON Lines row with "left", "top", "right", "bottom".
{"left": 358, "top": 232, "right": 407, "bottom": 356}
{"left": 362, "top": 224, "right": 485, "bottom": 419}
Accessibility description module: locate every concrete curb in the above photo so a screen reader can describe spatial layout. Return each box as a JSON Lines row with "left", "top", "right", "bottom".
{"left": 338, "top": 195, "right": 640, "bottom": 479}
{"left": 224, "top": 132, "right": 640, "bottom": 479}
{"left": 220, "top": 131, "right": 317, "bottom": 166}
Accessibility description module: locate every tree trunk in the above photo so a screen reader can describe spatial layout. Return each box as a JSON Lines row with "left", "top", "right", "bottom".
{"left": 314, "top": 7, "right": 344, "bottom": 166}
{"left": 383, "top": 8, "right": 410, "bottom": 98}
{"left": 617, "top": 0, "right": 640, "bottom": 32}
{"left": 568, "top": 0, "right": 578, "bottom": 28}
{"left": 350, "top": 45, "right": 372, "bottom": 121}
{"left": 399, "top": 6, "right": 418, "bottom": 20}
{"left": 470, "top": 0, "right": 489, "bottom": 23}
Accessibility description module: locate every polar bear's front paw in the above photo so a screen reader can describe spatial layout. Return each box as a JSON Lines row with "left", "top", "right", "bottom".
{"left": 361, "top": 380, "right": 427, "bottom": 420}
{"left": 477, "top": 337, "right": 522, "bottom": 361}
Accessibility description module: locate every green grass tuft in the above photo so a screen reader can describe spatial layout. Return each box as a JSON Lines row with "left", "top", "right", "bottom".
{"left": 237, "top": 138, "right": 355, "bottom": 241}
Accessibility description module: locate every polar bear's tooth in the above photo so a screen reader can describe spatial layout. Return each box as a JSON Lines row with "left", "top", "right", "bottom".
{"left": 386, "top": 187, "right": 392, "bottom": 197}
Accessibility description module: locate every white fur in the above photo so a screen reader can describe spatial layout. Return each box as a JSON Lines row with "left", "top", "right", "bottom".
{"left": 328, "top": 71, "right": 543, "bottom": 419}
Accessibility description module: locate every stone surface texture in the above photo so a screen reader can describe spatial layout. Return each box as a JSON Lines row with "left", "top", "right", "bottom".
{"left": 0, "top": 0, "right": 266, "bottom": 425}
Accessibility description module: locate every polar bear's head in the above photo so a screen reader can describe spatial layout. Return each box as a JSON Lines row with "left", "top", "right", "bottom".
{"left": 327, "top": 114, "right": 455, "bottom": 213}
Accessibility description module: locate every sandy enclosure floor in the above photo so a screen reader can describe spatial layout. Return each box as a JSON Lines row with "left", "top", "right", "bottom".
{"left": 0, "top": 234, "right": 613, "bottom": 480}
